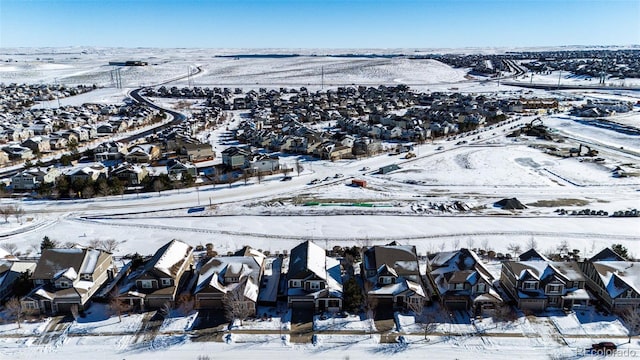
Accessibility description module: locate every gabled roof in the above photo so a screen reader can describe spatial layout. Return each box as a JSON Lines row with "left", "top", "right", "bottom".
{"left": 195, "top": 252, "right": 265, "bottom": 302}
{"left": 592, "top": 261, "right": 640, "bottom": 299}
{"left": 519, "top": 248, "right": 549, "bottom": 262}
{"left": 589, "top": 248, "right": 626, "bottom": 262}
{"left": 363, "top": 244, "right": 419, "bottom": 276}
{"left": 32, "top": 248, "right": 108, "bottom": 280}
{"left": 145, "top": 239, "right": 193, "bottom": 279}
{"left": 288, "top": 241, "right": 342, "bottom": 295}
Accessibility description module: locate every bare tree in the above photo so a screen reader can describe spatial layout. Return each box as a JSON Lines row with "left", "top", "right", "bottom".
{"left": 466, "top": 238, "right": 475, "bottom": 250}
{"left": 102, "top": 239, "right": 122, "bottom": 253}
{"left": 88, "top": 239, "right": 102, "bottom": 249}
{"left": 407, "top": 298, "right": 424, "bottom": 319}
{"left": 556, "top": 240, "right": 569, "bottom": 254}
{"left": 5, "top": 297, "right": 23, "bottom": 329}
{"left": 507, "top": 243, "right": 522, "bottom": 258}
{"left": 0, "top": 206, "right": 12, "bottom": 223}
{"left": 108, "top": 287, "right": 129, "bottom": 322}
{"left": 493, "top": 304, "right": 517, "bottom": 323}
{"left": 1, "top": 243, "right": 18, "bottom": 256}
{"left": 153, "top": 179, "right": 163, "bottom": 196}
{"left": 452, "top": 239, "right": 460, "bottom": 251}
{"left": 177, "top": 294, "right": 195, "bottom": 315}
{"left": 282, "top": 166, "right": 290, "bottom": 177}
{"left": 622, "top": 308, "right": 640, "bottom": 343}
{"left": 223, "top": 284, "right": 253, "bottom": 326}
{"left": 526, "top": 237, "right": 538, "bottom": 251}
{"left": 159, "top": 301, "right": 173, "bottom": 318}
{"left": 481, "top": 239, "right": 490, "bottom": 252}
{"left": 295, "top": 158, "right": 303, "bottom": 176}
{"left": 70, "top": 304, "right": 80, "bottom": 321}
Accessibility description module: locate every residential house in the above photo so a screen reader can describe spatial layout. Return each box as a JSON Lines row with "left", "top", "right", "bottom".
{"left": 124, "top": 144, "right": 161, "bottom": 163}
{"left": 22, "top": 136, "right": 51, "bottom": 154}
{"left": 94, "top": 141, "right": 127, "bottom": 162}
{"left": 118, "top": 239, "right": 194, "bottom": 310}
{"left": 2, "top": 145, "right": 34, "bottom": 161}
{"left": 66, "top": 163, "right": 108, "bottom": 183}
{"left": 287, "top": 241, "right": 342, "bottom": 312}
{"left": 362, "top": 243, "right": 428, "bottom": 314}
{"left": 427, "top": 248, "right": 502, "bottom": 314}
{"left": 110, "top": 162, "right": 148, "bottom": 186}
{"left": 0, "top": 260, "right": 37, "bottom": 301}
{"left": 0, "top": 151, "right": 9, "bottom": 166}
{"left": 167, "top": 160, "right": 198, "bottom": 181}
{"left": 180, "top": 142, "right": 215, "bottom": 162}
{"left": 48, "top": 135, "right": 68, "bottom": 151}
{"left": 20, "top": 247, "right": 114, "bottom": 314}
{"left": 500, "top": 254, "right": 591, "bottom": 311}
{"left": 579, "top": 248, "right": 640, "bottom": 311}
{"left": 11, "top": 167, "right": 61, "bottom": 191}
{"left": 251, "top": 154, "right": 280, "bottom": 173}
{"left": 194, "top": 247, "right": 266, "bottom": 312}
{"left": 221, "top": 146, "right": 252, "bottom": 170}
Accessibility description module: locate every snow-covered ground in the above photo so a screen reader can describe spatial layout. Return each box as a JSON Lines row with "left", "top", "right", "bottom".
{"left": 0, "top": 47, "right": 639, "bottom": 359}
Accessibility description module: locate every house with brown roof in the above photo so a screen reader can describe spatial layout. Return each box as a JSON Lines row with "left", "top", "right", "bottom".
{"left": 20, "top": 247, "right": 114, "bottom": 314}
{"left": 117, "top": 239, "right": 194, "bottom": 310}
{"left": 579, "top": 248, "right": 640, "bottom": 312}
{"left": 362, "top": 243, "right": 429, "bottom": 315}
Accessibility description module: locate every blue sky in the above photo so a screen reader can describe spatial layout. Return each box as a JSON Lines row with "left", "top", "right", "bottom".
{"left": 1, "top": 0, "right": 638, "bottom": 48}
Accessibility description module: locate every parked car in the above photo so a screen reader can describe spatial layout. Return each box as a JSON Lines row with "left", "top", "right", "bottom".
{"left": 361, "top": 166, "right": 370, "bottom": 171}
{"left": 334, "top": 173, "right": 344, "bottom": 178}
{"left": 281, "top": 176, "right": 292, "bottom": 181}
{"left": 591, "top": 342, "right": 617, "bottom": 352}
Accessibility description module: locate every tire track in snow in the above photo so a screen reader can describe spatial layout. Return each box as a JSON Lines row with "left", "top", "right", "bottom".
{"left": 72, "top": 217, "right": 638, "bottom": 242}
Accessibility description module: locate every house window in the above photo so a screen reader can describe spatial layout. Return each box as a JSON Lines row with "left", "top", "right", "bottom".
{"left": 379, "top": 276, "right": 394, "bottom": 285}
{"left": 161, "top": 278, "right": 172, "bottom": 286}
{"left": 523, "top": 281, "right": 538, "bottom": 290}
{"left": 24, "top": 302, "right": 37, "bottom": 310}
{"left": 58, "top": 281, "right": 70, "bottom": 288}
{"left": 82, "top": 274, "right": 92, "bottom": 281}
{"left": 454, "top": 283, "right": 464, "bottom": 290}
{"left": 546, "top": 284, "right": 563, "bottom": 294}
{"left": 290, "top": 280, "right": 301, "bottom": 288}
{"left": 140, "top": 280, "right": 154, "bottom": 289}
{"left": 409, "top": 297, "right": 421, "bottom": 304}
{"left": 309, "top": 282, "right": 321, "bottom": 290}
{"left": 477, "top": 283, "right": 486, "bottom": 293}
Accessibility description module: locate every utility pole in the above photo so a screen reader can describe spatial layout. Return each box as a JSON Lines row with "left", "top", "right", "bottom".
{"left": 557, "top": 70, "right": 562, "bottom": 90}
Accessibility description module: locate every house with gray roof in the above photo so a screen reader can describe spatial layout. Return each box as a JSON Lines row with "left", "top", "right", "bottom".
{"left": 21, "top": 247, "right": 114, "bottom": 314}
{"left": 579, "top": 248, "right": 640, "bottom": 312}
{"left": 428, "top": 248, "right": 502, "bottom": 315}
{"left": 287, "top": 240, "right": 342, "bottom": 313}
{"left": 500, "top": 254, "right": 592, "bottom": 312}
{"left": 117, "top": 239, "right": 194, "bottom": 310}
{"left": 194, "top": 247, "right": 265, "bottom": 312}
{"left": 0, "top": 259, "right": 37, "bottom": 301}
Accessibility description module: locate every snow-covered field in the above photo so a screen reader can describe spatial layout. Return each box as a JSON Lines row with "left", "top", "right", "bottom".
{"left": 0, "top": 47, "right": 639, "bottom": 359}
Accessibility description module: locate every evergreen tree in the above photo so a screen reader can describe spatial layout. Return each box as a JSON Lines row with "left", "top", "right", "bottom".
{"left": 342, "top": 277, "right": 363, "bottom": 313}
{"left": 612, "top": 244, "right": 629, "bottom": 260}
{"left": 40, "top": 236, "right": 58, "bottom": 251}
